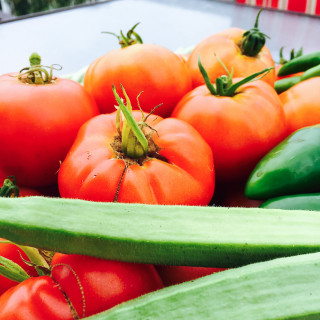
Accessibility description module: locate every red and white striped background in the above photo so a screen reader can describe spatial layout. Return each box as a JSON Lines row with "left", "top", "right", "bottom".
{"left": 236, "top": 0, "right": 320, "bottom": 15}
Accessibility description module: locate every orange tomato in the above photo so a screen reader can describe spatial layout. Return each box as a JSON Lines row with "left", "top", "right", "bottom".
{"left": 187, "top": 28, "right": 275, "bottom": 88}
{"left": 279, "top": 77, "right": 320, "bottom": 135}
{"left": 172, "top": 79, "right": 286, "bottom": 183}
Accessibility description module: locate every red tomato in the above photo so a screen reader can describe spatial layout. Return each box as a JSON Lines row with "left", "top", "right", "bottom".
{"left": 58, "top": 110, "right": 214, "bottom": 205}
{"left": 51, "top": 253, "right": 164, "bottom": 318}
{"left": 84, "top": 43, "right": 192, "bottom": 117}
{"left": 172, "top": 80, "right": 286, "bottom": 183}
{"left": 279, "top": 77, "right": 320, "bottom": 135}
{"left": 187, "top": 28, "right": 275, "bottom": 88}
{"left": 155, "top": 265, "right": 227, "bottom": 286}
{"left": 0, "top": 276, "right": 74, "bottom": 320}
{"left": 0, "top": 239, "right": 38, "bottom": 296}
{"left": 0, "top": 74, "right": 99, "bottom": 188}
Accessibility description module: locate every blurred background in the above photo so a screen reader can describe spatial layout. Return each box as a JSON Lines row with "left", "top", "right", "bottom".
{"left": 0, "top": 0, "right": 319, "bottom": 76}
{"left": 1, "top": 0, "right": 319, "bottom": 20}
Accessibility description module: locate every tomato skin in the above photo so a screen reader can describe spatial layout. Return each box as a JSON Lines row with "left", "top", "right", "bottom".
{"left": 155, "top": 265, "right": 227, "bottom": 286}
{"left": 0, "top": 75, "right": 99, "bottom": 188}
{"left": 58, "top": 111, "right": 214, "bottom": 205}
{"left": 172, "top": 80, "right": 286, "bottom": 182}
{"left": 51, "top": 253, "right": 164, "bottom": 318}
{"left": 0, "top": 239, "right": 38, "bottom": 296}
{"left": 279, "top": 77, "right": 320, "bottom": 135}
{"left": 83, "top": 43, "right": 192, "bottom": 118}
{"left": 187, "top": 28, "right": 275, "bottom": 88}
{"left": 0, "top": 276, "right": 74, "bottom": 320}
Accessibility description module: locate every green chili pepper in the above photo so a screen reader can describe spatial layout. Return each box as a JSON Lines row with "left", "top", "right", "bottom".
{"left": 275, "top": 63, "right": 320, "bottom": 94}
{"left": 274, "top": 75, "right": 301, "bottom": 94}
{"left": 245, "top": 124, "right": 320, "bottom": 200}
{"left": 260, "top": 193, "right": 320, "bottom": 211}
{"left": 277, "top": 51, "right": 320, "bottom": 77}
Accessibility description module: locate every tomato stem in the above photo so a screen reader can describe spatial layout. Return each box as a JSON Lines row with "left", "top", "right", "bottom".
{"left": 0, "top": 176, "right": 19, "bottom": 198}
{"left": 113, "top": 85, "right": 149, "bottom": 159}
{"left": 102, "top": 23, "right": 143, "bottom": 48}
{"left": 240, "top": 9, "right": 270, "bottom": 57}
{"left": 17, "top": 53, "right": 62, "bottom": 85}
{"left": 198, "top": 55, "right": 273, "bottom": 97}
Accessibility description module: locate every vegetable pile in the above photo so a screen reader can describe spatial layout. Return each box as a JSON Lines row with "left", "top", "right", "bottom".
{"left": 0, "top": 9, "right": 320, "bottom": 320}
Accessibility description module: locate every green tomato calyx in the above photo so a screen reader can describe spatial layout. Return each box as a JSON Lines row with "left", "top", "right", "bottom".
{"left": 17, "top": 52, "right": 62, "bottom": 84}
{"left": 0, "top": 176, "right": 19, "bottom": 198}
{"left": 240, "top": 9, "right": 269, "bottom": 57}
{"left": 198, "top": 55, "right": 273, "bottom": 97}
{"left": 102, "top": 23, "right": 143, "bottom": 48}
{"left": 113, "top": 85, "right": 161, "bottom": 160}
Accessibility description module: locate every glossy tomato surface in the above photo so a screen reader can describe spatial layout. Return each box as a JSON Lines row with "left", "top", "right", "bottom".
{"left": 84, "top": 43, "right": 192, "bottom": 117}
{"left": 51, "top": 253, "right": 164, "bottom": 318}
{"left": 279, "top": 77, "right": 320, "bottom": 135}
{"left": 0, "top": 276, "right": 74, "bottom": 320}
{"left": 172, "top": 80, "right": 286, "bottom": 182}
{"left": 0, "top": 74, "right": 99, "bottom": 188}
{"left": 187, "top": 28, "right": 275, "bottom": 88}
{"left": 58, "top": 111, "right": 214, "bottom": 205}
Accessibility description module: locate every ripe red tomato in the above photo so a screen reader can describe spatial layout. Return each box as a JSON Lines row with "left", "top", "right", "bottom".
{"left": 0, "top": 74, "right": 99, "bottom": 188}
{"left": 51, "top": 253, "right": 164, "bottom": 318}
{"left": 279, "top": 77, "right": 320, "bottom": 135}
{"left": 186, "top": 28, "right": 275, "bottom": 88}
{"left": 58, "top": 110, "right": 214, "bottom": 205}
{"left": 84, "top": 43, "right": 192, "bottom": 117}
{"left": 172, "top": 79, "right": 286, "bottom": 182}
{"left": 0, "top": 239, "right": 38, "bottom": 296}
{"left": 155, "top": 265, "right": 227, "bottom": 286}
{"left": 0, "top": 276, "right": 74, "bottom": 320}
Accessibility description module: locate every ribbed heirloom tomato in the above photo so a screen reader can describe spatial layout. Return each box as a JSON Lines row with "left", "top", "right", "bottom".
{"left": 0, "top": 252, "right": 163, "bottom": 319}
{"left": 0, "top": 53, "right": 99, "bottom": 188}
{"left": 172, "top": 59, "right": 286, "bottom": 182}
{"left": 84, "top": 24, "right": 192, "bottom": 117}
{"left": 187, "top": 10, "right": 275, "bottom": 88}
{"left": 58, "top": 86, "right": 214, "bottom": 205}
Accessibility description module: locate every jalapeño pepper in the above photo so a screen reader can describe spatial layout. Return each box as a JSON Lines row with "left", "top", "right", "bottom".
{"left": 245, "top": 124, "right": 320, "bottom": 200}
{"left": 260, "top": 193, "right": 320, "bottom": 211}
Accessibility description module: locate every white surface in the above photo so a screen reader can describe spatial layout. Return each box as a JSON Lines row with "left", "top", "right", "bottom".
{"left": 0, "top": 0, "right": 319, "bottom": 75}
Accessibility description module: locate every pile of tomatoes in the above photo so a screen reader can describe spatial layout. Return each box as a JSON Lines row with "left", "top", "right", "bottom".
{"left": 0, "top": 12, "right": 319, "bottom": 319}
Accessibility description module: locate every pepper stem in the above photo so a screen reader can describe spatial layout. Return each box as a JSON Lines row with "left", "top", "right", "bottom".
{"left": 240, "top": 9, "right": 270, "bottom": 57}
{"left": 0, "top": 176, "right": 19, "bottom": 198}
{"left": 198, "top": 55, "right": 273, "bottom": 97}
{"left": 102, "top": 23, "right": 143, "bottom": 48}
{"left": 113, "top": 85, "right": 149, "bottom": 159}
{"left": 279, "top": 46, "right": 303, "bottom": 65}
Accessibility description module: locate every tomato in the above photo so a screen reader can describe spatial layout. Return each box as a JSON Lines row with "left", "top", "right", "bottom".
{"left": 172, "top": 79, "right": 286, "bottom": 183}
{"left": 155, "top": 265, "right": 227, "bottom": 286}
{"left": 0, "top": 71, "right": 99, "bottom": 188}
{"left": 58, "top": 110, "right": 214, "bottom": 205}
{"left": 84, "top": 43, "right": 192, "bottom": 118}
{"left": 0, "top": 276, "right": 74, "bottom": 320}
{"left": 186, "top": 27, "right": 275, "bottom": 88}
{"left": 51, "top": 253, "right": 164, "bottom": 318}
{"left": 0, "top": 239, "right": 38, "bottom": 296}
{"left": 279, "top": 77, "right": 320, "bottom": 135}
